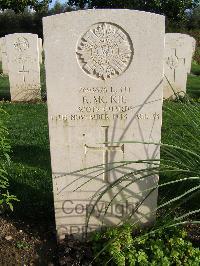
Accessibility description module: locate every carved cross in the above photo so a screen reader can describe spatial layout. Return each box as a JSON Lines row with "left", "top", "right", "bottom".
{"left": 85, "top": 126, "right": 124, "bottom": 182}
{"left": 166, "top": 48, "right": 186, "bottom": 82}
{"left": 19, "top": 65, "right": 29, "bottom": 83}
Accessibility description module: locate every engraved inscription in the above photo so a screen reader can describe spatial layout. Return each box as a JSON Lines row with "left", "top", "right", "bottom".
{"left": 76, "top": 22, "right": 133, "bottom": 80}
{"left": 50, "top": 86, "right": 161, "bottom": 122}
{"left": 85, "top": 126, "right": 124, "bottom": 182}
{"left": 14, "top": 37, "right": 29, "bottom": 52}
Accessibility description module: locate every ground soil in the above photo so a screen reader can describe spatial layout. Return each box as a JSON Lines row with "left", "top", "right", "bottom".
{"left": 0, "top": 214, "right": 199, "bottom": 266}
{"left": 0, "top": 214, "right": 59, "bottom": 265}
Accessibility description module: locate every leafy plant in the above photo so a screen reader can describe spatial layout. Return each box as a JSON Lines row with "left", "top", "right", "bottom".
{"left": 91, "top": 224, "right": 200, "bottom": 266}
{"left": 0, "top": 108, "right": 18, "bottom": 212}
{"left": 71, "top": 94, "right": 200, "bottom": 264}
{"left": 15, "top": 241, "right": 30, "bottom": 250}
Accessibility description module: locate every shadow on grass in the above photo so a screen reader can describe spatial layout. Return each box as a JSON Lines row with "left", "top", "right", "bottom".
{"left": 8, "top": 164, "right": 54, "bottom": 226}
{"left": 11, "top": 145, "right": 51, "bottom": 171}
{"left": 0, "top": 90, "right": 11, "bottom": 101}
{"left": 187, "top": 74, "right": 200, "bottom": 99}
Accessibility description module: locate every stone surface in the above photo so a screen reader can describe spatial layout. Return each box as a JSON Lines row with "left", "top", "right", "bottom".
{"left": 5, "top": 33, "right": 41, "bottom": 101}
{"left": 0, "top": 38, "right": 2, "bottom": 62}
{"left": 1, "top": 37, "right": 9, "bottom": 75}
{"left": 38, "top": 37, "right": 43, "bottom": 64}
{"left": 164, "top": 33, "right": 196, "bottom": 99}
{"left": 5, "top": 236, "right": 13, "bottom": 241}
{"left": 43, "top": 9, "right": 165, "bottom": 240}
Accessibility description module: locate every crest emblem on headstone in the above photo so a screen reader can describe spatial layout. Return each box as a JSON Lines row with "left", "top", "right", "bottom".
{"left": 166, "top": 55, "right": 179, "bottom": 69}
{"left": 14, "top": 37, "right": 29, "bottom": 52}
{"left": 76, "top": 22, "right": 133, "bottom": 80}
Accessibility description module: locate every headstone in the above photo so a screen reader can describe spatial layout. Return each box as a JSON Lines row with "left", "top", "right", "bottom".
{"left": 164, "top": 33, "right": 196, "bottom": 99}
{"left": 0, "top": 38, "right": 2, "bottom": 62}
{"left": 5, "top": 33, "right": 41, "bottom": 101}
{"left": 188, "top": 36, "right": 196, "bottom": 73}
{"left": 1, "top": 37, "right": 9, "bottom": 75}
{"left": 38, "top": 37, "right": 43, "bottom": 64}
{"left": 43, "top": 10, "right": 165, "bottom": 240}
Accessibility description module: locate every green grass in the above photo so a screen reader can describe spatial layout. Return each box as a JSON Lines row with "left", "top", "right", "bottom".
{"left": 191, "top": 61, "right": 200, "bottom": 76}
{"left": 161, "top": 101, "right": 200, "bottom": 210}
{"left": 0, "top": 103, "right": 53, "bottom": 226}
{"left": 187, "top": 74, "right": 200, "bottom": 98}
{"left": 187, "top": 62, "right": 200, "bottom": 98}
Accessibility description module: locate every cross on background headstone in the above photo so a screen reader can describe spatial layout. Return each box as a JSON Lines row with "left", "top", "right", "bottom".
{"left": 85, "top": 126, "right": 124, "bottom": 182}
{"left": 19, "top": 65, "right": 29, "bottom": 83}
{"left": 166, "top": 48, "right": 186, "bottom": 82}
{"left": 164, "top": 33, "right": 195, "bottom": 99}
{"left": 1, "top": 37, "right": 9, "bottom": 75}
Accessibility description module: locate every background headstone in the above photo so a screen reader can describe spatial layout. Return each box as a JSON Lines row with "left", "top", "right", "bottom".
{"left": 1, "top": 37, "right": 9, "bottom": 75}
{"left": 38, "top": 37, "right": 43, "bottom": 64}
{"left": 43, "top": 10, "right": 165, "bottom": 240}
{"left": 5, "top": 33, "right": 41, "bottom": 101}
{"left": 0, "top": 38, "right": 2, "bottom": 62}
{"left": 187, "top": 36, "right": 196, "bottom": 73}
{"left": 164, "top": 33, "right": 196, "bottom": 99}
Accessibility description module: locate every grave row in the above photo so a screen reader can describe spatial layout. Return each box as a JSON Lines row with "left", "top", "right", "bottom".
{"left": 0, "top": 31, "right": 195, "bottom": 102}
{"left": 0, "top": 10, "right": 197, "bottom": 240}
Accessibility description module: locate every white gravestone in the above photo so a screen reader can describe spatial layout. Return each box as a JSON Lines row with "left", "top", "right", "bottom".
{"left": 38, "top": 37, "right": 43, "bottom": 64}
{"left": 43, "top": 10, "right": 165, "bottom": 240}
{"left": 164, "top": 33, "right": 196, "bottom": 99}
{"left": 187, "top": 36, "right": 196, "bottom": 73}
{"left": 0, "top": 38, "right": 2, "bottom": 62}
{"left": 1, "top": 37, "right": 9, "bottom": 75}
{"left": 5, "top": 33, "right": 41, "bottom": 101}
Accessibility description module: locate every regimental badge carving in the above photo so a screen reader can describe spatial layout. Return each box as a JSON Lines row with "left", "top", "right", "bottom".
{"left": 76, "top": 22, "right": 133, "bottom": 80}
{"left": 166, "top": 49, "right": 186, "bottom": 70}
{"left": 14, "top": 37, "right": 29, "bottom": 52}
{"left": 166, "top": 55, "right": 179, "bottom": 69}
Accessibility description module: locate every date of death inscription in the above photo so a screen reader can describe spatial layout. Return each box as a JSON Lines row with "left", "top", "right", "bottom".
{"left": 50, "top": 86, "right": 161, "bottom": 122}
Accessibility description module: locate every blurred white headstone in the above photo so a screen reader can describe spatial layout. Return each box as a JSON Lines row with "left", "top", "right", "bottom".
{"left": 1, "top": 37, "right": 9, "bottom": 75}
{"left": 6, "top": 33, "right": 41, "bottom": 101}
{"left": 164, "top": 33, "right": 196, "bottom": 99}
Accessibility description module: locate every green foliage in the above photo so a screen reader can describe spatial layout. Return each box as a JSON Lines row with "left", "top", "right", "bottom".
{"left": 68, "top": 0, "right": 200, "bottom": 23}
{"left": 188, "top": 5, "right": 200, "bottom": 29}
{"left": 0, "top": 0, "right": 50, "bottom": 13}
{"left": 181, "top": 31, "right": 200, "bottom": 64}
{"left": 0, "top": 9, "right": 44, "bottom": 38}
{"left": 48, "top": 0, "right": 73, "bottom": 14}
{"left": 0, "top": 108, "right": 18, "bottom": 212}
{"left": 92, "top": 224, "right": 200, "bottom": 266}
{"left": 16, "top": 241, "right": 30, "bottom": 250}
{"left": 0, "top": 4, "right": 72, "bottom": 39}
